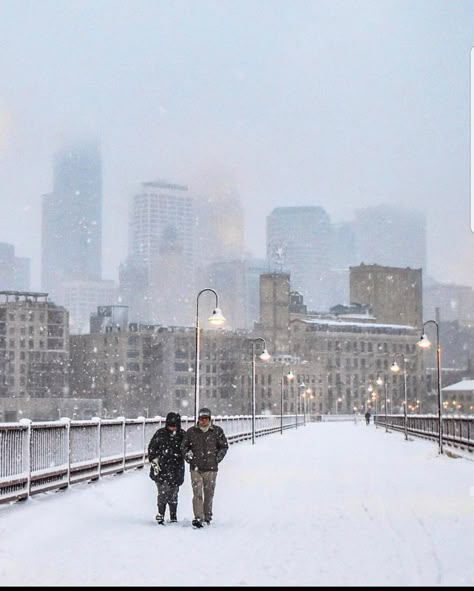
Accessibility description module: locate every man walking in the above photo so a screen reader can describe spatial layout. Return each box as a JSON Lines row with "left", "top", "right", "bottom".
{"left": 181, "top": 407, "right": 228, "bottom": 528}
{"left": 148, "top": 411, "right": 186, "bottom": 524}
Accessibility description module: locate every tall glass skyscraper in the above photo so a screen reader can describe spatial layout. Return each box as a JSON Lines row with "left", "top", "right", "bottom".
{"left": 41, "top": 140, "right": 102, "bottom": 301}
{"left": 353, "top": 204, "right": 426, "bottom": 271}
{"left": 266, "top": 206, "right": 334, "bottom": 311}
{"left": 120, "top": 180, "right": 195, "bottom": 325}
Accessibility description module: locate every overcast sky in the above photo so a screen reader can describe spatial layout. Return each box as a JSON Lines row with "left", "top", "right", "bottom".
{"left": 0, "top": 0, "right": 473, "bottom": 289}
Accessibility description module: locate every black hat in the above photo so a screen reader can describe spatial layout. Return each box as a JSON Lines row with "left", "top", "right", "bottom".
{"left": 198, "top": 407, "right": 211, "bottom": 419}
{"left": 166, "top": 412, "right": 181, "bottom": 427}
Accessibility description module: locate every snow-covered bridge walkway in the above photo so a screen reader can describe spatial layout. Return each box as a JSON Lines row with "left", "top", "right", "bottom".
{"left": 1, "top": 421, "right": 474, "bottom": 586}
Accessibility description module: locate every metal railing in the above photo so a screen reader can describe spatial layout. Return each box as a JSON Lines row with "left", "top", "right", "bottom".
{"left": 320, "top": 414, "right": 355, "bottom": 422}
{"left": 0, "top": 414, "right": 305, "bottom": 504}
{"left": 374, "top": 414, "right": 474, "bottom": 453}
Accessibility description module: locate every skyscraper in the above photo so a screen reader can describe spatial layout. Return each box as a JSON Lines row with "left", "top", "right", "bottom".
{"left": 353, "top": 204, "right": 426, "bottom": 271}
{"left": 41, "top": 140, "right": 102, "bottom": 301}
{"left": 194, "top": 184, "right": 244, "bottom": 265}
{"left": 266, "top": 206, "right": 334, "bottom": 310}
{"left": 0, "top": 242, "right": 30, "bottom": 291}
{"left": 121, "top": 180, "right": 195, "bottom": 325}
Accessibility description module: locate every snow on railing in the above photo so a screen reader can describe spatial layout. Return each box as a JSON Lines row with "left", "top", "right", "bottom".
{"left": 374, "top": 414, "right": 474, "bottom": 453}
{"left": 0, "top": 414, "right": 305, "bottom": 504}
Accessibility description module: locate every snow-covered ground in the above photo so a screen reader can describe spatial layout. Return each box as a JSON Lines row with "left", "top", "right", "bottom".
{"left": 1, "top": 421, "right": 474, "bottom": 587}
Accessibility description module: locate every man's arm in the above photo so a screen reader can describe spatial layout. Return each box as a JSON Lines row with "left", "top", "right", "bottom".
{"left": 216, "top": 427, "right": 229, "bottom": 463}
{"left": 181, "top": 431, "right": 193, "bottom": 462}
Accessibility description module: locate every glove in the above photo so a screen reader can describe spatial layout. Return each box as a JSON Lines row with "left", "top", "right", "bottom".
{"left": 150, "top": 458, "right": 160, "bottom": 476}
{"left": 184, "top": 450, "right": 193, "bottom": 462}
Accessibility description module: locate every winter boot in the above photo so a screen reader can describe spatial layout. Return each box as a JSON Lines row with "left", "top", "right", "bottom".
{"left": 169, "top": 504, "right": 178, "bottom": 523}
{"left": 192, "top": 518, "right": 204, "bottom": 528}
{"left": 155, "top": 514, "right": 165, "bottom": 525}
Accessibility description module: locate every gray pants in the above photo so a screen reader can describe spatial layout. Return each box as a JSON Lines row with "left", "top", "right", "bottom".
{"left": 190, "top": 470, "right": 217, "bottom": 521}
{"left": 155, "top": 481, "right": 179, "bottom": 518}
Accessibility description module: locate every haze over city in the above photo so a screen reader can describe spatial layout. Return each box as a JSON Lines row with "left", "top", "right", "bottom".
{"left": 3, "top": 6, "right": 474, "bottom": 586}
{"left": 1, "top": 0, "right": 473, "bottom": 290}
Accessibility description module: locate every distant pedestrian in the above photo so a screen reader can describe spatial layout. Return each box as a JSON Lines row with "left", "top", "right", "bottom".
{"left": 148, "top": 412, "right": 186, "bottom": 525}
{"left": 181, "top": 407, "right": 229, "bottom": 529}
{"left": 365, "top": 411, "right": 371, "bottom": 425}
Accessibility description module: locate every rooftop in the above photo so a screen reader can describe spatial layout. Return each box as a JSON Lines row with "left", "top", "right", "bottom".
{"left": 442, "top": 380, "right": 474, "bottom": 392}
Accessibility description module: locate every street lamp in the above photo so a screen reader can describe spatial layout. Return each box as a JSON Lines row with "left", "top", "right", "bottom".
{"left": 376, "top": 375, "right": 389, "bottom": 433}
{"left": 194, "top": 288, "right": 225, "bottom": 421}
{"left": 280, "top": 366, "right": 294, "bottom": 434}
{"left": 301, "top": 387, "right": 311, "bottom": 426}
{"left": 417, "top": 320, "right": 443, "bottom": 455}
{"left": 367, "top": 383, "right": 375, "bottom": 414}
{"left": 250, "top": 337, "right": 271, "bottom": 445}
{"left": 390, "top": 353, "right": 408, "bottom": 441}
{"left": 296, "top": 381, "right": 305, "bottom": 429}
{"left": 298, "top": 384, "right": 311, "bottom": 426}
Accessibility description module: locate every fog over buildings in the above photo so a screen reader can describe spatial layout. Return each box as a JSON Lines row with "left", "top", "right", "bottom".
{"left": 1, "top": 1, "right": 474, "bottom": 421}
{"left": 0, "top": 0, "right": 473, "bottom": 293}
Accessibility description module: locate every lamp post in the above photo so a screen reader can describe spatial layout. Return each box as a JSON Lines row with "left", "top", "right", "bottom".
{"left": 376, "top": 375, "right": 389, "bottom": 433}
{"left": 303, "top": 388, "right": 311, "bottom": 426}
{"left": 301, "top": 387, "right": 307, "bottom": 425}
{"left": 390, "top": 353, "right": 408, "bottom": 441}
{"left": 303, "top": 388, "right": 314, "bottom": 425}
{"left": 296, "top": 381, "right": 305, "bottom": 429}
{"left": 280, "top": 366, "right": 294, "bottom": 435}
{"left": 367, "top": 383, "right": 374, "bottom": 414}
{"left": 194, "top": 288, "right": 225, "bottom": 422}
{"left": 250, "top": 337, "right": 271, "bottom": 445}
{"left": 418, "top": 319, "right": 443, "bottom": 455}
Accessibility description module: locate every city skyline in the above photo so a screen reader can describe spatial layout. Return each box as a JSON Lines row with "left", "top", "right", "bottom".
{"left": 0, "top": 162, "right": 452, "bottom": 301}
{"left": 2, "top": 138, "right": 436, "bottom": 312}
{"left": 0, "top": 1, "right": 473, "bottom": 290}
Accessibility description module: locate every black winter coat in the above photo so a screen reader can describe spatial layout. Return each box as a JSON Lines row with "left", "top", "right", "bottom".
{"left": 148, "top": 426, "right": 185, "bottom": 486}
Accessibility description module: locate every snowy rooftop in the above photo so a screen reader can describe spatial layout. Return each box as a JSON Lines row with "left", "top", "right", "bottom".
{"left": 443, "top": 380, "right": 474, "bottom": 392}
{"left": 296, "top": 317, "right": 416, "bottom": 331}
{"left": 336, "top": 313, "right": 377, "bottom": 320}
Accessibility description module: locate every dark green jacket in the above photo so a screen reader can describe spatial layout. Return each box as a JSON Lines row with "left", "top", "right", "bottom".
{"left": 181, "top": 423, "right": 228, "bottom": 472}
